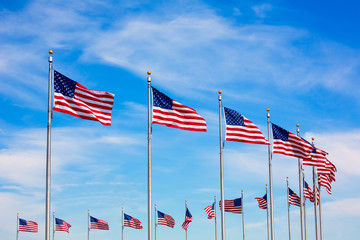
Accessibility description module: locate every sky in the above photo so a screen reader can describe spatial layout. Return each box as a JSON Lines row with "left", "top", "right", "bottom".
{"left": 1, "top": 0, "right": 360, "bottom": 240}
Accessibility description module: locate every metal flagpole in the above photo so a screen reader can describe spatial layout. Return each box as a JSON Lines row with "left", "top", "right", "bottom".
{"left": 218, "top": 91, "right": 226, "bottom": 240}
{"left": 185, "top": 200, "right": 188, "bottom": 240}
{"left": 147, "top": 71, "right": 153, "bottom": 240}
{"left": 242, "top": 190, "right": 245, "bottom": 240}
{"left": 214, "top": 196, "right": 217, "bottom": 240}
{"left": 88, "top": 210, "right": 90, "bottom": 240}
{"left": 16, "top": 213, "right": 19, "bottom": 240}
{"left": 45, "top": 50, "right": 53, "bottom": 240}
{"left": 266, "top": 185, "right": 269, "bottom": 240}
{"left": 266, "top": 109, "right": 275, "bottom": 240}
{"left": 312, "top": 139, "right": 319, "bottom": 240}
{"left": 121, "top": 207, "right": 124, "bottom": 240}
{"left": 155, "top": 204, "right": 157, "bottom": 240}
{"left": 53, "top": 212, "right": 55, "bottom": 240}
{"left": 318, "top": 186, "right": 323, "bottom": 240}
{"left": 302, "top": 170, "right": 308, "bottom": 240}
{"left": 296, "top": 124, "right": 305, "bottom": 240}
{"left": 287, "top": 177, "right": 291, "bottom": 240}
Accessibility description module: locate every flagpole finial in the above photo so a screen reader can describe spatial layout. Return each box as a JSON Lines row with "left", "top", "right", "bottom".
{"left": 312, "top": 137, "right": 314, "bottom": 140}
{"left": 218, "top": 90, "right": 222, "bottom": 94}
{"left": 49, "top": 50, "right": 53, "bottom": 55}
{"left": 296, "top": 124, "right": 299, "bottom": 127}
{"left": 155, "top": 204, "right": 157, "bottom": 207}
{"left": 88, "top": 209, "right": 90, "bottom": 212}
{"left": 17, "top": 212, "right": 19, "bottom": 216}
{"left": 147, "top": 71, "right": 151, "bottom": 75}
{"left": 286, "top": 176, "right": 288, "bottom": 179}
{"left": 267, "top": 108, "right": 270, "bottom": 112}
{"left": 121, "top": 207, "right": 124, "bottom": 210}
{"left": 241, "top": 190, "right": 243, "bottom": 193}
{"left": 266, "top": 184, "right": 268, "bottom": 186}
{"left": 185, "top": 200, "right": 187, "bottom": 203}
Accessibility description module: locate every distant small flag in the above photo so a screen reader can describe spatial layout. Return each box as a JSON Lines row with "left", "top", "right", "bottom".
{"left": 288, "top": 188, "right": 301, "bottom": 207}
{"left": 224, "top": 107, "right": 270, "bottom": 145}
{"left": 181, "top": 208, "right": 193, "bottom": 230}
{"left": 303, "top": 181, "right": 314, "bottom": 201}
{"left": 303, "top": 146, "right": 327, "bottom": 167}
{"left": 55, "top": 218, "right": 71, "bottom": 233}
{"left": 219, "top": 198, "right": 242, "bottom": 214}
{"left": 18, "top": 218, "right": 38, "bottom": 233}
{"left": 255, "top": 193, "right": 267, "bottom": 209}
{"left": 157, "top": 211, "right": 175, "bottom": 228}
{"left": 204, "top": 202, "right": 215, "bottom": 219}
{"left": 53, "top": 70, "right": 115, "bottom": 126}
{"left": 318, "top": 175, "right": 332, "bottom": 194}
{"left": 123, "top": 213, "right": 143, "bottom": 229}
{"left": 272, "top": 123, "right": 313, "bottom": 159}
{"left": 152, "top": 87, "right": 207, "bottom": 131}
{"left": 90, "top": 216, "right": 109, "bottom": 230}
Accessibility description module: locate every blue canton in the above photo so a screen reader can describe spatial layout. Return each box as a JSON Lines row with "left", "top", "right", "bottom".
{"left": 234, "top": 198, "right": 242, "bottom": 206}
{"left": 272, "top": 123, "right": 289, "bottom": 141}
{"left": 54, "top": 70, "right": 77, "bottom": 98}
{"left": 185, "top": 208, "right": 192, "bottom": 218}
{"left": 288, "top": 188, "right": 294, "bottom": 196}
{"left": 124, "top": 214, "right": 132, "bottom": 221}
{"left": 19, "top": 219, "right": 27, "bottom": 226}
{"left": 152, "top": 87, "right": 173, "bottom": 110}
{"left": 157, "top": 211, "right": 165, "bottom": 218}
{"left": 90, "top": 216, "right": 99, "bottom": 223}
{"left": 224, "top": 107, "right": 245, "bottom": 126}
{"left": 55, "top": 218, "right": 63, "bottom": 225}
{"left": 263, "top": 193, "right": 267, "bottom": 201}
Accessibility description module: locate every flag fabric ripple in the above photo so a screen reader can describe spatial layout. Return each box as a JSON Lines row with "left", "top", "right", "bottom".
{"left": 123, "top": 213, "right": 143, "bottom": 229}
{"left": 18, "top": 218, "right": 38, "bottom": 233}
{"left": 152, "top": 87, "right": 207, "bottom": 131}
{"left": 157, "top": 211, "right": 175, "bottom": 228}
{"left": 204, "top": 202, "right": 215, "bottom": 219}
{"left": 288, "top": 188, "right": 301, "bottom": 207}
{"left": 55, "top": 218, "right": 71, "bottom": 233}
{"left": 181, "top": 208, "right": 193, "bottom": 230}
{"left": 90, "top": 216, "right": 109, "bottom": 230}
{"left": 224, "top": 107, "right": 269, "bottom": 145}
{"left": 255, "top": 193, "right": 268, "bottom": 209}
{"left": 219, "top": 198, "right": 243, "bottom": 214}
{"left": 53, "top": 70, "right": 115, "bottom": 126}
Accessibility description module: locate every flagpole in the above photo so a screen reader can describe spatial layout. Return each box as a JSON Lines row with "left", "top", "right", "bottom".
{"left": 155, "top": 204, "right": 157, "bottom": 240}
{"left": 296, "top": 124, "right": 305, "bottom": 240}
{"left": 287, "top": 177, "right": 291, "bottom": 240}
{"left": 16, "top": 213, "right": 19, "bottom": 240}
{"left": 121, "top": 207, "right": 124, "bottom": 240}
{"left": 88, "top": 210, "right": 90, "bottom": 240}
{"left": 185, "top": 200, "right": 188, "bottom": 240}
{"left": 302, "top": 170, "right": 308, "bottom": 240}
{"left": 266, "top": 185, "right": 269, "bottom": 240}
{"left": 53, "top": 212, "right": 55, "bottom": 240}
{"left": 266, "top": 108, "right": 275, "bottom": 240}
{"left": 45, "top": 49, "right": 53, "bottom": 240}
{"left": 241, "top": 190, "right": 245, "bottom": 240}
{"left": 218, "top": 90, "right": 226, "bottom": 240}
{"left": 147, "top": 71, "right": 153, "bottom": 240}
{"left": 214, "top": 196, "right": 217, "bottom": 240}
{"left": 312, "top": 139, "right": 319, "bottom": 240}
{"left": 318, "top": 186, "right": 323, "bottom": 240}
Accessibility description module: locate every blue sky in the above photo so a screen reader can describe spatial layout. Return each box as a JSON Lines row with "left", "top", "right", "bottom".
{"left": 1, "top": 0, "right": 360, "bottom": 240}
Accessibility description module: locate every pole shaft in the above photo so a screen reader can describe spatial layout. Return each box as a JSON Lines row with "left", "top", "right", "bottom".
{"left": 313, "top": 167, "right": 319, "bottom": 240}
{"left": 185, "top": 201, "right": 188, "bottom": 240}
{"left": 218, "top": 93, "right": 226, "bottom": 240}
{"left": 303, "top": 171, "right": 307, "bottom": 240}
{"left": 121, "top": 208, "right": 124, "bottom": 240}
{"left": 88, "top": 210, "right": 90, "bottom": 240}
{"left": 214, "top": 196, "right": 217, "bottom": 240}
{"left": 155, "top": 205, "right": 157, "bottom": 240}
{"left": 52, "top": 212, "right": 55, "bottom": 240}
{"left": 266, "top": 186, "right": 269, "bottom": 240}
{"left": 267, "top": 111, "right": 275, "bottom": 240}
{"left": 296, "top": 127, "right": 304, "bottom": 240}
{"left": 147, "top": 74, "right": 152, "bottom": 240}
{"left": 242, "top": 191, "right": 245, "bottom": 240}
{"left": 16, "top": 213, "right": 19, "bottom": 240}
{"left": 287, "top": 179, "right": 291, "bottom": 240}
{"left": 318, "top": 186, "right": 323, "bottom": 240}
{"left": 45, "top": 53, "right": 53, "bottom": 240}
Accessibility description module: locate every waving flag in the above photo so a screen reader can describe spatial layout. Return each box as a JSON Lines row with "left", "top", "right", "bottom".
{"left": 272, "top": 123, "right": 313, "bottom": 159}
{"left": 303, "top": 181, "right": 314, "bottom": 201}
{"left": 255, "top": 193, "right": 268, "bottom": 209}
{"left": 157, "top": 211, "right": 175, "bottom": 228}
{"left": 204, "top": 202, "right": 215, "bottom": 219}
{"left": 53, "top": 70, "right": 115, "bottom": 126}
{"left": 152, "top": 87, "right": 207, "bottom": 131}
{"left": 19, "top": 218, "right": 38, "bottom": 233}
{"left": 90, "top": 216, "right": 109, "bottom": 230}
{"left": 303, "top": 146, "right": 327, "bottom": 167}
{"left": 124, "top": 214, "right": 143, "bottom": 229}
{"left": 219, "top": 198, "right": 242, "bottom": 214}
{"left": 55, "top": 218, "right": 71, "bottom": 233}
{"left": 319, "top": 175, "right": 332, "bottom": 194}
{"left": 224, "top": 107, "right": 269, "bottom": 145}
{"left": 181, "top": 208, "right": 193, "bottom": 230}
{"left": 288, "top": 188, "right": 301, "bottom": 207}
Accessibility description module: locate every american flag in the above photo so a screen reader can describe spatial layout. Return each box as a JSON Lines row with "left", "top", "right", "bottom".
{"left": 204, "top": 202, "right": 215, "bottom": 219}
{"left": 123, "top": 213, "right": 143, "bottom": 229}
{"left": 219, "top": 198, "right": 242, "bottom": 214}
{"left": 224, "top": 107, "right": 270, "bottom": 145}
{"left": 303, "top": 181, "right": 314, "bottom": 201}
{"left": 181, "top": 208, "right": 193, "bottom": 230}
{"left": 18, "top": 218, "right": 38, "bottom": 233}
{"left": 53, "top": 70, "right": 115, "bottom": 126}
{"left": 303, "top": 145, "right": 327, "bottom": 167}
{"left": 272, "top": 123, "right": 313, "bottom": 159}
{"left": 288, "top": 188, "right": 301, "bottom": 207}
{"left": 55, "top": 218, "right": 71, "bottom": 233}
{"left": 255, "top": 193, "right": 267, "bottom": 209}
{"left": 152, "top": 87, "right": 207, "bottom": 131}
{"left": 90, "top": 216, "right": 109, "bottom": 230}
{"left": 157, "top": 211, "right": 175, "bottom": 228}
{"left": 318, "top": 175, "right": 332, "bottom": 194}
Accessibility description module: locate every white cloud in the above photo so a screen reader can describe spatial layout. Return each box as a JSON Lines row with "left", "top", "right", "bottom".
{"left": 252, "top": 4, "right": 272, "bottom": 18}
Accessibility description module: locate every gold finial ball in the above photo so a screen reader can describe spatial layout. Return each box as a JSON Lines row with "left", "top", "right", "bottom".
{"left": 286, "top": 176, "right": 288, "bottom": 179}
{"left": 267, "top": 108, "right": 270, "bottom": 112}
{"left": 241, "top": 190, "right": 243, "bottom": 192}
{"left": 49, "top": 50, "right": 53, "bottom": 55}
{"left": 312, "top": 137, "right": 314, "bottom": 140}
{"left": 266, "top": 184, "right": 268, "bottom": 186}
{"left": 296, "top": 124, "right": 299, "bottom": 127}
{"left": 218, "top": 90, "right": 222, "bottom": 94}
{"left": 147, "top": 71, "right": 151, "bottom": 75}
